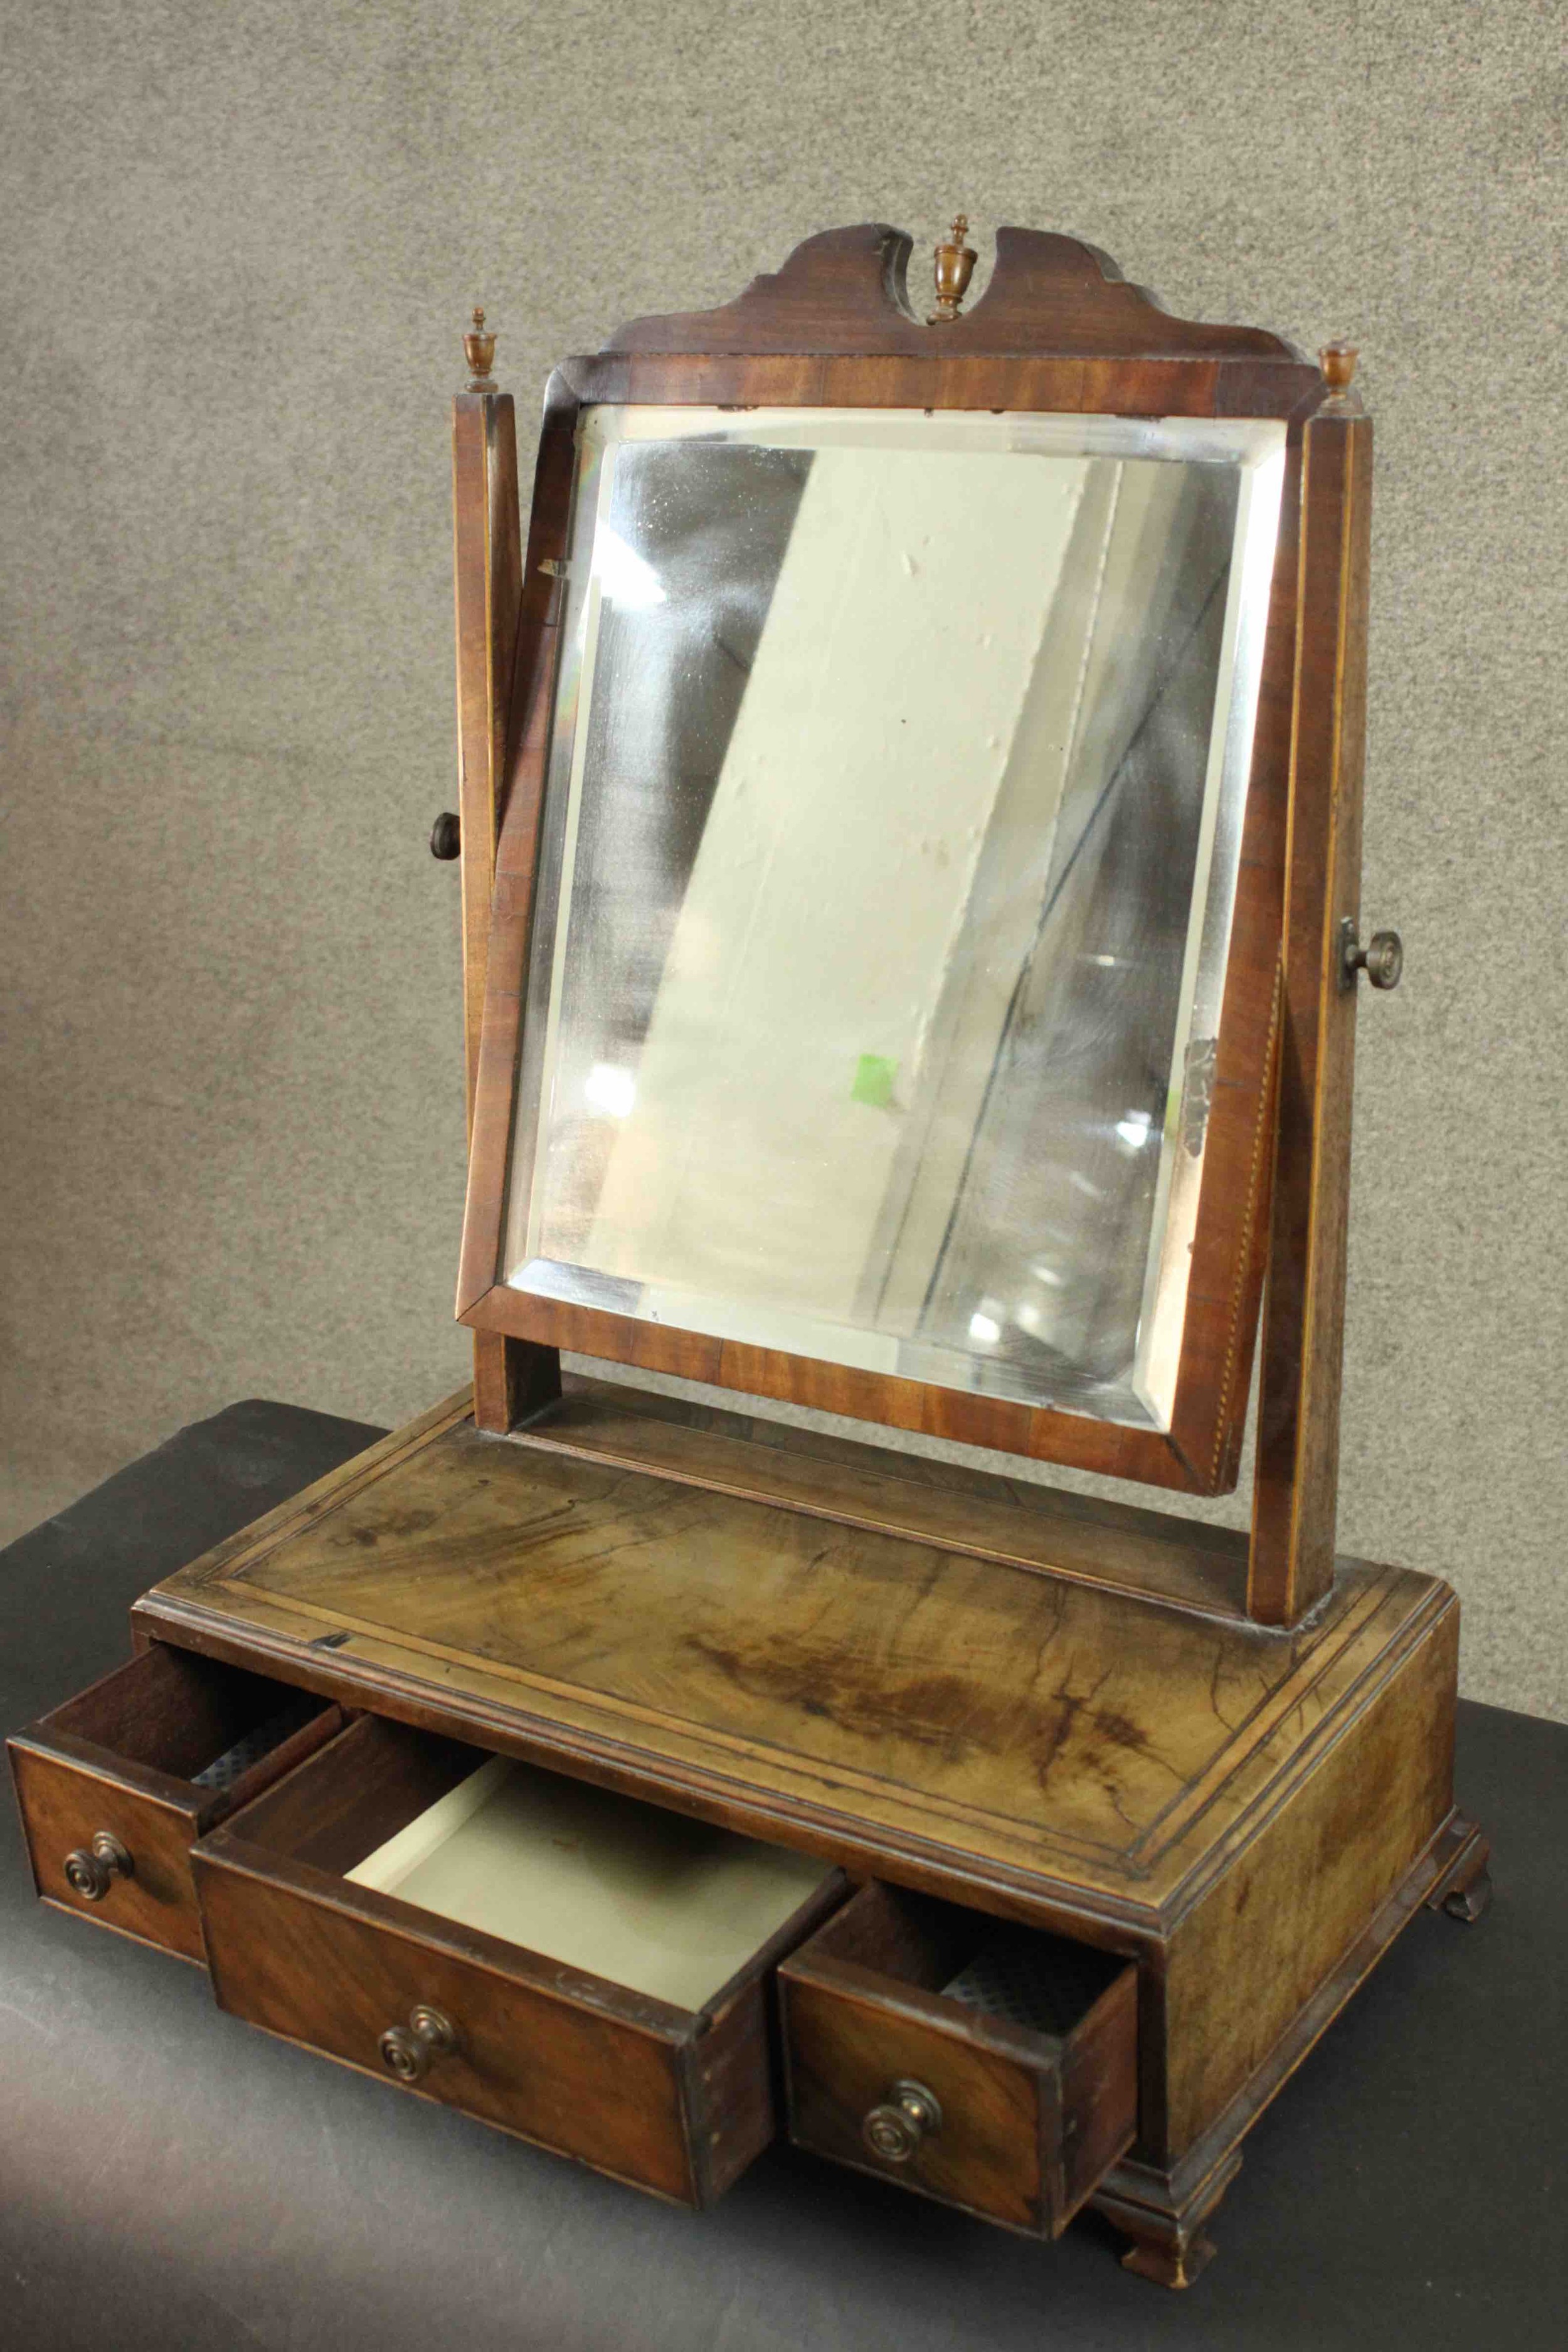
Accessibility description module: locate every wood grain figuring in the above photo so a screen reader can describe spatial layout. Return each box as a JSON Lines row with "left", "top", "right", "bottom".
{"left": 455, "top": 379, "right": 578, "bottom": 1435}
{"left": 456, "top": 876, "right": 529, "bottom": 1333}
{"left": 1093, "top": 1799, "right": 1483, "bottom": 2286}
{"left": 471, "top": 1324, "right": 559, "bottom": 1435}
{"left": 688, "top": 1971, "right": 778, "bottom": 2205}
{"left": 779, "top": 1882, "right": 1136, "bottom": 2236}
{"left": 452, "top": 391, "right": 517, "bottom": 1126}
{"left": 11, "top": 1740, "right": 213, "bottom": 1962}
{"left": 561, "top": 349, "right": 1323, "bottom": 421}
{"left": 512, "top": 1378, "right": 1254, "bottom": 1619}
{"left": 100, "top": 1382, "right": 1470, "bottom": 2267}
{"left": 1249, "top": 411, "right": 1374, "bottom": 1621}
{"left": 465, "top": 1273, "right": 1224, "bottom": 1494}
{"left": 601, "top": 225, "right": 1305, "bottom": 366}
{"left": 1160, "top": 1592, "right": 1456, "bottom": 2154}
{"left": 193, "top": 1714, "right": 845, "bottom": 2207}
{"left": 197, "top": 1845, "right": 701, "bottom": 2200}
{"left": 455, "top": 223, "right": 1325, "bottom": 1493}
{"left": 218, "top": 1714, "right": 480, "bottom": 1874}
{"left": 452, "top": 384, "right": 560, "bottom": 1427}
{"left": 134, "top": 1411, "right": 1456, "bottom": 1927}
{"left": 7, "top": 1646, "right": 341, "bottom": 1961}
{"left": 1060, "top": 1961, "right": 1143, "bottom": 2217}
{"left": 783, "top": 1970, "right": 1047, "bottom": 2231}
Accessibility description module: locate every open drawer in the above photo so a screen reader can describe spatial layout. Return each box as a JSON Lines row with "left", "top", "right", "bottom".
{"left": 191, "top": 1715, "right": 846, "bottom": 2207}
{"left": 8, "top": 1644, "right": 342, "bottom": 1962}
{"left": 778, "top": 1881, "right": 1138, "bottom": 2237}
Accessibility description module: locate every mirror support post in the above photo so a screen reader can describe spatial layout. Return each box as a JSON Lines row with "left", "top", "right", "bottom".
{"left": 452, "top": 353, "right": 561, "bottom": 1433}
{"left": 1248, "top": 392, "right": 1373, "bottom": 1624}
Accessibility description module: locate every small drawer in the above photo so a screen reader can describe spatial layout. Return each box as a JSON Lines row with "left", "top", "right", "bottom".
{"left": 8, "top": 1644, "right": 342, "bottom": 1962}
{"left": 778, "top": 1882, "right": 1137, "bottom": 2237}
{"left": 192, "top": 1716, "right": 845, "bottom": 2207}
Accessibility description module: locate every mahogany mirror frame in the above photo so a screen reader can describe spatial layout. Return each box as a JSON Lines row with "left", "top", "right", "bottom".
{"left": 448, "top": 224, "right": 1371, "bottom": 1625}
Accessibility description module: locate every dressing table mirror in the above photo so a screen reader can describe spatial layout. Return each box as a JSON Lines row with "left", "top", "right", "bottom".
{"left": 9, "top": 221, "right": 1489, "bottom": 2295}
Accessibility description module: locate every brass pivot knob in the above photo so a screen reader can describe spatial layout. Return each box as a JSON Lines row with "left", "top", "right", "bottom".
{"left": 1340, "top": 919, "right": 1403, "bottom": 991}
{"left": 430, "top": 810, "right": 461, "bottom": 861}
{"left": 862, "top": 2077, "right": 942, "bottom": 2164}
{"left": 379, "top": 2003, "right": 459, "bottom": 2083}
{"left": 63, "top": 1830, "right": 134, "bottom": 1902}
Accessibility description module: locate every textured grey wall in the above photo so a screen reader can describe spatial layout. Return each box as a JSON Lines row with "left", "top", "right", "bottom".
{"left": 2, "top": 2, "right": 1564, "bottom": 1715}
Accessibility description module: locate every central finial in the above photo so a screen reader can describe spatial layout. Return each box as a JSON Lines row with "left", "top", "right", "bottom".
{"left": 928, "top": 215, "right": 978, "bottom": 325}
{"left": 463, "top": 304, "right": 498, "bottom": 393}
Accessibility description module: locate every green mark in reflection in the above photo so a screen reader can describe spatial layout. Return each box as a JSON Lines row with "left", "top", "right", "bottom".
{"left": 850, "top": 1054, "right": 898, "bottom": 1110}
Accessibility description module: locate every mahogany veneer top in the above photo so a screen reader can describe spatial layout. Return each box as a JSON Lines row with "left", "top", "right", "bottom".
{"left": 136, "top": 1392, "right": 1449, "bottom": 1933}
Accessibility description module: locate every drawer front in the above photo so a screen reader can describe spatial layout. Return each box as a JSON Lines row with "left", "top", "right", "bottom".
{"left": 196, "top": 1850, "right": 700, "bottom": 2201}
{"left": 9, "top": 1739, "right": 209, "bottom": 1961}
{"left": 193, "top": 1853, "right": 696, "bottom": 2201}
{"left": 188, "top": 1713, "right": 847, "bottom": 2208}
{"left": 8, "top": 1648, "right": 341, "bottom": 1964}
{"left": 779, "top": 1883, "right": 1138, "bottom": 2237}
{"left": 783, "top": 1969, "right": 1049, "bottom": 2230}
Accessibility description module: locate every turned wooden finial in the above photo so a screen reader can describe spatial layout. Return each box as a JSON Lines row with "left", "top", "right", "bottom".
{"left": 1318, "top": 339, "right": 1363, "bottom": 413}
{"left": 463, "top": 305, "right": 498, "bottom": 393}
{"left": 928, "top": 215, "right": 978, "bottom": 325}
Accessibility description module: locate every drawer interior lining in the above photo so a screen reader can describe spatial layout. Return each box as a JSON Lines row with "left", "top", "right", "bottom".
{"left": 191, "top": 1692, "right": 324, "bottom": 1789}
{"left": 224, "top": 1715, "right": 840, "bottom": 2016}
{"left": 344, "top": 1749, "right": 835, "bottom": 2012}
{"left": 799, "top": 1880, "right": 1126, "bottom": 2045}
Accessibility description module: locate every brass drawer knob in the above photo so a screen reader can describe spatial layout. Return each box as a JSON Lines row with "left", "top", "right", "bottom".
{"left": 63, "top": 1831, "right": 134, "bottom": 1902}
{"left": 1340, "top": 919, "right": 1403, "bottom": 991}
{"left": 378, "top": 2003, "right": 459, "bottom": 2083}
{"left": 862, "top": 2077, "right": 943, "bottom": 2164}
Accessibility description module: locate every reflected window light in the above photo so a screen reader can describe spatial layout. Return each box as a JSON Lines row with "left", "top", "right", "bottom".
{"left": 595, "top": 527, "right": 667, "bottom": 612}
{"left": 968, "top": 1310, "right": 1002, "bottom": 1345}
{"left": 585, "top": 1062, "right": 637, "bottom": 1117}
{"left": 1115, "top": 1109, "right": 1153, "bottom": 1153}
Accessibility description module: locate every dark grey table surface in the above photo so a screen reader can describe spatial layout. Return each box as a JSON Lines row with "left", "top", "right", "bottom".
{"left": 2, "top": 1401, "right": 1563, "bottom": 2352}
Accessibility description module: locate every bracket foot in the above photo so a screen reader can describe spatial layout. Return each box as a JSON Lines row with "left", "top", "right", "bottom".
{"left": 1096, "top": 2149, "right": 1239, "bottom": 2292}
{"left": 1442, "top": 1865, "right": 1493, "bottom": 1924}
{"left": 1427, "top": 1820, "right": 1491, "bottom": 1925}
{"left": 1118, "top": 2227, "right": 1217, "bottom": 2290}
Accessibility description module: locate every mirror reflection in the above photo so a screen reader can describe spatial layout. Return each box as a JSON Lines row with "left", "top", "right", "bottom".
{"left": 504, "top": 408, "right": 1285, "bottom": 1430}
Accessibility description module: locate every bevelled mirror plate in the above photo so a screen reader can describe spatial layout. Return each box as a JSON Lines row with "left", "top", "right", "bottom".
{"left": 497, "top": 406, "right": 1285, "bottom": 1433}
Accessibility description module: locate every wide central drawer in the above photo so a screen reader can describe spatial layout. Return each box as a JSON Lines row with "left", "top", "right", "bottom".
{"left": 192, "top": 1716, "right": 844, "bottom": 2206}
